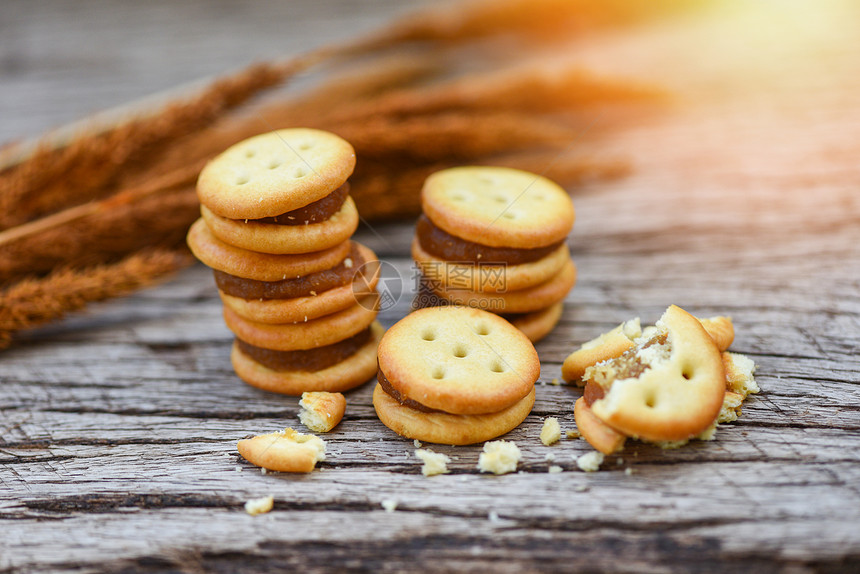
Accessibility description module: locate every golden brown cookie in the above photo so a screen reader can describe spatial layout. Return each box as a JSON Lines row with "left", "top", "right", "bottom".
{"left": 186, "top": 218, "right": 351, "bottom": 281}
{"left": 421, "top": 166, "right": 575, "bottom": 249}
{"left": 373, "top": 384, "right": 535, "bottom": 445}
{"left": 700, "top": 316, "right": 735, "bottom": 352}
{"left": 377, "top": 306, "right": 539, "bottom": 415}
{"left": 574, "top": 397, "right": 627, "bottom": 455}
{"left": 412, "top": 238, "right": 570, "bottom": 293}
{"left": 218, "top": 243, "right": 379, "bottom": 324}
{"left": 197, "top": 128, "right": 356, "bottom": 220}
{"left": 200, "top": 197, "right": 359, "bottom": 255}
{"left": 561, "top": 315, "right": 735, "bottom": 386}
{"left": 562, "top": 319, "right": 642, "bottom": 385}
{"left": 426, "top": 258, "right": 576, "bottom": 314}
{"left": 237, "top": 428, "right": 326, "bottom": 473}
{"left": 299, "top": 391, "right": 347, "bottom": 432}
{"left": 508, "top": 302, "right": 564, "bottom": 343}
{"left": 223, "top": 297, "right": 378, "bottom": 351}
{"left": 232, "top": 322, "right": 383, "bottom": 395}
{"left": 585, "top": 305, "right": 726, "bottom": 442}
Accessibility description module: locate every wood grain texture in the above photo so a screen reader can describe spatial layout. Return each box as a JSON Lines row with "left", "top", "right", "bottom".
{"left": 2, "top": 0, "right": 860, "bottom": 572}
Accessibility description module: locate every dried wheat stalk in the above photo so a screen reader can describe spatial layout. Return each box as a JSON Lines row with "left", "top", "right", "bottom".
{"left": 0, "top": 60, "right": 308, "bottom": 231}
{"left": 323, "top": 65, "right": 665, "bottom": 123}
{"left": 359, "top": 0, "right": 691, "bottom": 47}
{"left": 0, "top": 248, "right": 192, "bottom": 348}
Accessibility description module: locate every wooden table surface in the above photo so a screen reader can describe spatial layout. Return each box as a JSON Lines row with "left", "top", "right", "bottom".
{"left": 2, "top": 1, "right": 860, "bottom": 572}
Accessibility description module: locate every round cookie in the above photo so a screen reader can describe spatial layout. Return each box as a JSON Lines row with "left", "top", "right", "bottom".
{"left": 373, "top": 384, "right": 535, "bottom": 445}
{"left": 421, "top": 166, "right": 575, "bottom": 249}
{"left": 508, "top": 302, "right": 564, "bottom": 343}
{"left": 223, "top": 297, "right": 378, "bottom": 351}
{"left": 186, "top": 218, "right": 351, "bottom": 281}
{"left": 428, "top": 258, "right": 576, "bottom": 314}
{"left": 200, "top": 196, "right": 359, "bottom": 255}
{"left": 412, "top": 238, "right": 570, "bottom": 293}
{"left": 587, "top": 305, "right": 726, "bottom": 442}
{"left": 197, "top": 128, "right": 356, "bottom": 220}
{"left": 377, "top": 306, "right": 539, "bottom": 415}
{"left": 220, "top": 274, "right": 378, "bottom": 325}
{"left": 233, "top": 322, "right": 383, "bottom": 395}
{"left": 218, "top": 243, "right": 379, "bottom": 324}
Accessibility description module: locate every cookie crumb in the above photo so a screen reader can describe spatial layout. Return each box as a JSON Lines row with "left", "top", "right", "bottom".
{"left": 625, "top": 467, "right": 635, "bottom": 476}
{"left": 576, "top": 451, "right": 605, "bottom": 472}
{"left": 566, "top": 430, "right": 581, "bottom": 439}
{"left": 244, "top": 495, "right": 274, "bottom": 516}
{"left": 548, "top": 465, "right": 563, "bottom": 474}
{"left": 551, "top": 378, "right": 560, "bottom": 386}
{"left": 544, "top": 453, "right": 556, "bottom": 462}
{"left": 235, "top": 466, "right": 243, "bottom": 472}
{"left": 574, "top": 484, "right": 590, "bottom": 492}
{"left": 477, "top": 440, "right": 521, "bottom": 475}
{"left": 415, "top": 448, "right": 451, "bottom": 476}
{"left": 381, "top": 499, "right": 398, "bottom": 513}
{"left": 343, "top": 258, "right": 353, "bottom": 269}
{"left": 488, "top": 511, "right": 500, "bottom": 522}
{"left": 540, "top": 417, "right": 561, "bottom": 446}
{"left": 413, "top": 439, "right": 422, "bottom": 448}
{"left": 261, "top": 467, "right": 268, "bottom": 475}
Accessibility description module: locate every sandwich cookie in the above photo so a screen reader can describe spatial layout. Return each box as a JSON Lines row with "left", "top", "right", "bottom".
{"left": 412, "top": 166, "right": 576, "bottom": 342}
{"left": 196, "top": 128, "right": 358, "bottom": 254}
{"left": 373, "top": 306, "right": 539, "bottom": 445}
{"left": 581, "top": 305, "right": 727, "bottom": 443}
{"left": 570, "top": 310, "right": 757, "bottom": 453}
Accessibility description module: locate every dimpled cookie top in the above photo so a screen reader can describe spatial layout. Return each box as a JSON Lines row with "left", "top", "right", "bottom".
{"left": 421, "top": 166, "right": 575, "bottom": 249}
{"left": 197, "top": 128, "right": 356, "bottom": 220}
{"left": 377, "top": 306, "right": 540, "bottom": 415}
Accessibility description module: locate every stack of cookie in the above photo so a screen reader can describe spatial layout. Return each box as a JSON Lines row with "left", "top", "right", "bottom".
{"left": 373, "top": 306, "right": 539, "bottom": 445}
{"left": 187, "top": 128, "right": 382, "bottom": 395}
{"left": 411, "top": 166, "right": 577, "bottom": 342}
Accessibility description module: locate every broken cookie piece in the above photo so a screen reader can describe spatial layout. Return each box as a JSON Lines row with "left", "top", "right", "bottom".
{"left": 562, "top": 315, "right": 734, "bottom": 386}
{"left": 562, "top": 318, "right": 642, "bottom": 385}
{"left": 722, "top": 351, "right": 758, "bottom": 397}
{"left": 299, "top": 391, "right": 347, "bottom": 433}
{"left": 573, "top": 397, "right": 626, "bottom": 455}
{"left": 584, "top": 305, "right": 726, "bottom": 443}
{"left": 237, "top": 428, "right": 326, "bottom": 473}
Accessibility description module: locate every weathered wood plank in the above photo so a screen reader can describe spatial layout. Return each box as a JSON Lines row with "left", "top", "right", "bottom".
{"left": 3, "top": 0, "right": 860, "bottom": 571}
